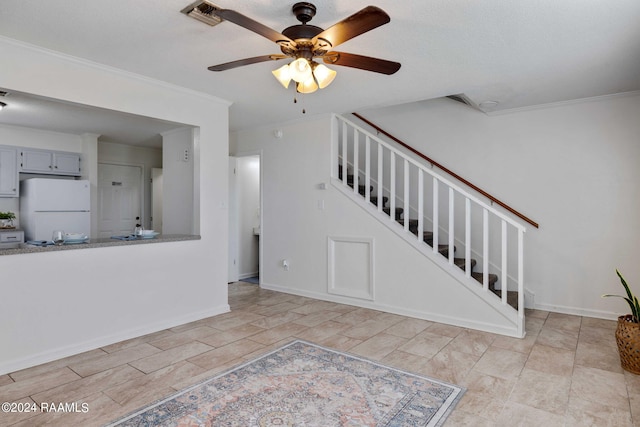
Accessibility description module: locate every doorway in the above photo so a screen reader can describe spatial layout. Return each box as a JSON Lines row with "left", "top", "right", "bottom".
{"left": 97, "top": 163, "right": 144, "bottom": 237}
{"left": 228, "top": 154, "right": 262, "bottom": 284}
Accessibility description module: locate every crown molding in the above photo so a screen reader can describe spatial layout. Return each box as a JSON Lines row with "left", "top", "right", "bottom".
{"left": 486, "top": 90, "right": 640, "bottom": 116}
{"left": 0, "top": 35, "right": 232, "bottom": 107}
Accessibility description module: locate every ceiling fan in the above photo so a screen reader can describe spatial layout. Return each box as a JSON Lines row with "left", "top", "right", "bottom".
{"left": 199, "top": 2, "right": 401, "bottom": 93}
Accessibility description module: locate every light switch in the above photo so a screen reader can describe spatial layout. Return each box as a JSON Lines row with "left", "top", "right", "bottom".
{"left": 317, "top": 200, "right": 325, "bottom": 210}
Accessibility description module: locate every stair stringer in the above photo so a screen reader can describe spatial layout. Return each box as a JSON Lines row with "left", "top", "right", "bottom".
{"left": 332, "top": 177, "right": 524, "bottom": 337}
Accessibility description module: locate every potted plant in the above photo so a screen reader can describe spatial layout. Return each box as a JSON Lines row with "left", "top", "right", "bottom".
{"left": 603, "top": 269, "right": 640, "bottom": 374}
{"left": 0, "top": 211, "right": 16, "bottom": 228}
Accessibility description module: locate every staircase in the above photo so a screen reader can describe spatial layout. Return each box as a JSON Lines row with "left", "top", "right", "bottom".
{"left": 331, "top": 114, "right": 526, "bottom": 337}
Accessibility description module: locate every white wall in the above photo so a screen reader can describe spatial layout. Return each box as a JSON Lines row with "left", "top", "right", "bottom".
{"left": 358, "top": 94, "right": 640, "bottom": 318}
{"left": 0, "top": 37, "right": 231, "bottom": 374}
{"left": 98, "top": 141, "right": 162, "bottom": 230}
{"left": 231, "top": 116, "right": 518, "bottom": 336}
{"left": 161, "top": 127, "right": 196, "bottom": 234}
{"left": 0, "top": 123, "right": 84, "bottom": 152}
{"left": 237, "top": 156, "right": 260, "bottom": 279}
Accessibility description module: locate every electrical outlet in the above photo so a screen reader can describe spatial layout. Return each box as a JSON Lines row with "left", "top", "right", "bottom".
{"left": 282, "top": 259, "right": 290, "bottom": 271}
{"left": 182, "top": 148, "right": 190, "bottom": 162}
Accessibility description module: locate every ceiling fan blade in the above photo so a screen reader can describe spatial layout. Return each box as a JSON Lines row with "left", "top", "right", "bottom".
{"left": 323, "top": 52, "right": 401, "bottom": 75}
{"left": 216, "top": 9, "right": 295, "bottom": 48}
{"left": 208, "top": 55, "right": 288, "bottom": 72}
{"left": 312, "top": 6, "right": 390, "bottom": 49}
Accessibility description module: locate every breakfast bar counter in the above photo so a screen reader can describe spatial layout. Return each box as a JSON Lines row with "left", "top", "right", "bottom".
{"left": 0, "top": 234, "right": 200, "bottom": 256}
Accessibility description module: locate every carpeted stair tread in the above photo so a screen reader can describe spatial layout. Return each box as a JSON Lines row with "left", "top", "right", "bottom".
{"left": 398, "top": 219, "right": 420, "bottom": 231}
{"left": 347, "top": 182, "right": 373, "bottom": 194}
{"left": 369, "top": 196, "right": 389, "bottom": 207}
{"left": 454, "top": 258, "right": 477, "bottom": 270}
{"left": 489, "top": 287, "right": 518, "bottom": 309}
{"left": 497, "top": 290, "right": 519, "bottom": 309}
{"left": 471, "top": 273, "right": 517, "bottom": 309}
{"left": 471, "top": 272, "right": 498, "bottom": 286}
{"left": 438, "top": 245, "right": 453, "bottom": 257}
{"left": 383, "top": 207, "right": 404, "bottom": 220}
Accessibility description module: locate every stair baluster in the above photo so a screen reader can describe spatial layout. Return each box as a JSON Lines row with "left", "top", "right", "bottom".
{"left": 417, "top": 169, "right": 424, "bottom": 243}
{"left": 465, "top": 198, "right": 472, "bottom": 278}
{"left": 390, "top": 152, "right": 396, "bottom": 224}
{"left": 377, "top": 144, "right": 383, "bottom": 213}
{"left": 448, "top": 187, "right": 455, "bottom": 265}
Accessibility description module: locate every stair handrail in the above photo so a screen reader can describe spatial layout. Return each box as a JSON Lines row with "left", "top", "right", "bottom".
{"left": 352, "top": 112, "right": 539, "bottom": 229}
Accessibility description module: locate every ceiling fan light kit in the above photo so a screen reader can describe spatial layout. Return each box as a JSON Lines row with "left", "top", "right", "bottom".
{"left": 289, "top": 57, "right": 313, "bottom": 83}
{"left": 272, "top": 64, "right": 292, "bottom": 89}
{"left": 312, "top": 63, "right": 336, "bottom": 89}
{"left": 192, "top": 2, "right": 400, "bottom": 96}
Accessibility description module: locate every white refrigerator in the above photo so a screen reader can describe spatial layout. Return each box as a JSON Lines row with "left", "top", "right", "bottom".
{"left": 20, "top": 178, "right": 91, "bottom": 241}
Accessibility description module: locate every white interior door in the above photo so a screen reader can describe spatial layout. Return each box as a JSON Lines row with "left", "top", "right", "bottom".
{"left": 98, "top": 164, "right": 142, "bottom": 237}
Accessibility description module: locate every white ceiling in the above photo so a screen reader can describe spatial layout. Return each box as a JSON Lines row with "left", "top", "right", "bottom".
{"left": 0, "top": 0, "right": 639, "bottom": 139}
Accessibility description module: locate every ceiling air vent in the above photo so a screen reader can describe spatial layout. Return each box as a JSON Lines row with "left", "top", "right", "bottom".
{"left": 446, "top": 94, "right": 473, "bottom": 106}
{"left": 181, "top": 0, "right": 223, "bottom": 26}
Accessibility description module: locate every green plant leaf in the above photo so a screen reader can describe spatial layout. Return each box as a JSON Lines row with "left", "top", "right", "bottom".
{"left": 634, "top": 295, "right": 640, "bottom": 321}
{"left": 617, "top": 269, "right": 635, "bottom": 301}
{"left": 603, "top": 270, "right": 640, "bottom": 323}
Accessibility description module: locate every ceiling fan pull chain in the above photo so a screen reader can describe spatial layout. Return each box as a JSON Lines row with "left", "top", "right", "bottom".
{"left": 300, "top": 91, "right": 306, "bottom": 114}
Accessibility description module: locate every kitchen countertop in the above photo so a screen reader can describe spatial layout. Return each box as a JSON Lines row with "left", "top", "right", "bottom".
{"left": 0, "top": 234, "right": 200, "bottom": 256}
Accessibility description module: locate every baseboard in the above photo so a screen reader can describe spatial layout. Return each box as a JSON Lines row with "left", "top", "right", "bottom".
{"left": 533, "top": 302, "right": 620, "bottom": 321}
{"left": 260, "top": 282, "right": 523, "bottom": 338}
{"left": 0, "top": 304, "right": 230, "bottom": 376}
{"left": 238, "top": 271, "right": 259, "bottom": 280}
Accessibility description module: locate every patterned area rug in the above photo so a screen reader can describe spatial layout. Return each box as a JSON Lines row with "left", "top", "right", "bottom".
{"left": 106, "top": 340, "right": 465, "bottom": 427}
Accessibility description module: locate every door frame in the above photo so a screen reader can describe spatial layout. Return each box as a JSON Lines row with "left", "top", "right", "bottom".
{"left": 97, "top": 161, "right": 145, "bottom": 234}
{"left": 229, "top": 150, "right": 263, "bottom": 286}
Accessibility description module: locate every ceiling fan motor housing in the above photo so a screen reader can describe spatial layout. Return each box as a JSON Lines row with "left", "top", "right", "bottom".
{"left": 282, "top": 24, "right": 323, "bottom": 41}
{"left": 292, "top": 2, "right": 316, "bottom": 23}
{"left": 282, "top": 2, "right": 322, "bottom": 48}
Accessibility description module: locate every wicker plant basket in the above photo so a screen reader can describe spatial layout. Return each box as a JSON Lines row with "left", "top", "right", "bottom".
{"left": 615, "top": 315, "right": 640, "bottom": 375}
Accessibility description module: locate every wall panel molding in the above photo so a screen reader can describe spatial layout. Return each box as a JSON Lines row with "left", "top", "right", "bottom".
{"left": 327, "top": 236, "right": 375, "bottom": 301}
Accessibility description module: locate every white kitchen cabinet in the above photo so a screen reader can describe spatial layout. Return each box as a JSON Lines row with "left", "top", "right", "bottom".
{"left": 0, "top": 229, "right": 24, "bottom": 249}
{"left": 20, "top": 148, "right": 81, "bottom": 176}
{"left": 0, "top": 146, "right": 19, "bottom": 197}
{"left": 51, "top": 151, "right": 81, "bottom": 175}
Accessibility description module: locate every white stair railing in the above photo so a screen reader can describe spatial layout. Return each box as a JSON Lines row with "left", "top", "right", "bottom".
{"left": 331, "top": 114, "right": 527, "bottom": 336}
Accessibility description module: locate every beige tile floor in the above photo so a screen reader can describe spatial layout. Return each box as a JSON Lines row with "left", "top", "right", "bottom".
{"left": 1, "top": 281, "right": 639, "bottom": 426}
